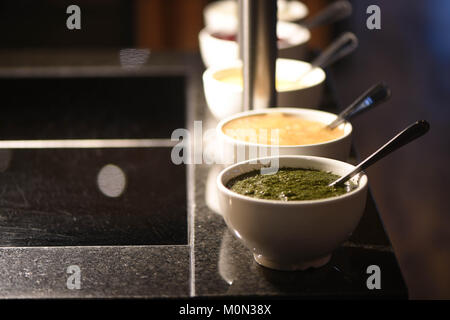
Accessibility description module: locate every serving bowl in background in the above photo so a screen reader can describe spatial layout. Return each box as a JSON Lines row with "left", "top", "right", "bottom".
{"left": 215, "top": 107, "right": 352, "bottom": 164}
{"left": 199, "top": 21, "right": 311, "bottom": 68}
{"left": 203, "top": 0, "right": 309, "bottom": 34}
{"left": 217, "top": 155, "right": 368, "bottom": 271}
{"left": 203, "top": 59, "right": 326, "bottom": 120}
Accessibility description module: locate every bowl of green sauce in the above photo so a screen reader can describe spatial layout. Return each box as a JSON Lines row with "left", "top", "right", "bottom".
{"left": 217, "top": 155, "right": 368, "bottom": 271}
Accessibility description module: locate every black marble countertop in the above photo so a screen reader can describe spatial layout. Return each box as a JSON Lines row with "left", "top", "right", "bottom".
{"left": 0, "top": 50, "right": 407, "bottom": 299}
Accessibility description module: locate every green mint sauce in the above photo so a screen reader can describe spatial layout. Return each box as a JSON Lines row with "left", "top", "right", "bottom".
{"left": 227, "top": 168, "right": 354, "bottom": 201}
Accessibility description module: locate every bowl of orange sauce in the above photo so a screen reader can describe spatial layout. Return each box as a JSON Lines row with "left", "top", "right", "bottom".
{"left": 216, "top": 108, "right": 352, "bottom": 163}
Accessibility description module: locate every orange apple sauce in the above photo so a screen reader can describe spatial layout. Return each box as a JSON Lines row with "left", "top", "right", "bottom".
{"left": 222, "top": 113, "right": 345, "bottom": 146}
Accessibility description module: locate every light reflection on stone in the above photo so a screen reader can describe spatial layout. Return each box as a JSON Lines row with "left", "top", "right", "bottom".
{"left": 119, "top": 48, "right": 150, "bottom": 68}
{"left": 97, "top": 164, "right": 126, "bottom": 198}
{"left": 205, "top": 164, "right": 226, "bottom": 215}
{"left": 0, "top": 149, "right": 12, "bottom": 172}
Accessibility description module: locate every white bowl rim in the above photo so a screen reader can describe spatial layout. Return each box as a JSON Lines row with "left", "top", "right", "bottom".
{"left": 203, "top": 0, "right": 309, "bottom": 23}
{"left": 217, "top": 107, "right": 353, "bottom": 148}
{"left": 203, "top": 58, "right": 326, "bottom": 93}
{"left": 217, "top": 155, "right": 368, "bottom": 205}
{"left": 202, "top": 59, "right": 243, "bottom": 93}
{"left": 199, "top": 20, "right": 311, "bottom": 48}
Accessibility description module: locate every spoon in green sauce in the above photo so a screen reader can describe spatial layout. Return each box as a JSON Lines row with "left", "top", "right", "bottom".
{"left": 329, "top": 120, "right": 430, "bottom": 187}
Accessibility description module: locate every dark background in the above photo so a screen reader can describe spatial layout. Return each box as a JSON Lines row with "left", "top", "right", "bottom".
{"left": 0, "top": 76, "right": 185, "bottom": 139}
{"left": 332, "top": 0, "right": 450, "bottom": 299}
{"left": 0, "top": 0, "right": 134, "bottom": 48}
{"left": 0, "top": 0, "right": 449, "bottom": 298}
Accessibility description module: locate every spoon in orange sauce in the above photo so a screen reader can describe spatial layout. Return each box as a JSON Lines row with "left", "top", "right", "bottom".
{"left": 327, "top": 82, "right": 391, "bottom": 129}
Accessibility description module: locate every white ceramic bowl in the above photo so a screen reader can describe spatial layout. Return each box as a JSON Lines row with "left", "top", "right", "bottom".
{"left": 199, "top": 21, "right": 310, "bottom": 68}
{"left": 203, "top": 59, "right": 325, "bottom": 120}
{"left": 215, "top": 107, "right": 352, "bottom": 164}
{"left": 203, "top": 0, "right": 309, "bottom": 33}
{"left": 217, "top": 155, "right": 368, "bottom": 271}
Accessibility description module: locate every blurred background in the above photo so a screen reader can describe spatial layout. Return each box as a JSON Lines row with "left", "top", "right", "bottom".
{"left": 0, "top": 0, "right": 449, "bottom": 299}
{"left": 0, "top": 0, "right": 332, "bottom": 49}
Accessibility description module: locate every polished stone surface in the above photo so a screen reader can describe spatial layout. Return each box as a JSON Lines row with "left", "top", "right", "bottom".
{"left": 0, "top": 148, "right": 188, "bottom": 246}
{"left": 0, "top": 246, "right": 190, "bottom": 299}
{"left": 0, "top": 51, "right": 407, "bottom": 298}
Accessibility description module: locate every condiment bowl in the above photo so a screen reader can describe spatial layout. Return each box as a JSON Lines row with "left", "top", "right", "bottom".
{"left": 203, "top": 59, "right": 325, "bottom": 120}
{"left": 199, "top": 21, "right": 311, "bottom": 68}
{"left": 203, "top": 0, "right": 309, "bottom": 34}
{"left": 217, "top": 155, "right": 368, "bottom": 271}
{"left": 216, "top": 107, "right": 352, "bottom": 163}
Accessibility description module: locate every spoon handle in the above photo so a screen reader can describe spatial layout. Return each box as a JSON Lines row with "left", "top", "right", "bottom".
{"left": 301, "top": 0, "right": 353, "bottom": 29}
{"left": 327, "top": 82, "right": 391, "bottom": 129}
{"left": 329, "top": 120, "right": 430, "bottom": 187}
{"left": 310, "top": 32, "right": 358, "bottom": 69}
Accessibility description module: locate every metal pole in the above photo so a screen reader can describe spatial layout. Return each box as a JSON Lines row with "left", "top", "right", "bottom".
{"left": 239, "top": 0, "right": 277, "bottom": 111}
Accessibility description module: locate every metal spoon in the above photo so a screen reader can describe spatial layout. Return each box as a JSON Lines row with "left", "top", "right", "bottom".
{"left": 312, "top": 31, "right": 358, "bottom": 67}
{"left": 300, "top": 0, "right": 353, "bottom": 29}
{"left": 329, "top": 120, "right": 430, "bottom": 187}
{"left": 296, "top": 32, "right": 358, "bottom": 84}
{"left": 327, "top": 82, "right": 391, "bottom": 130}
